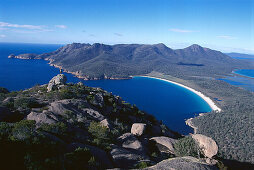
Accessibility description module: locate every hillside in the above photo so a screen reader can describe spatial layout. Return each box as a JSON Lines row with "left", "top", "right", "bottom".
{"left": 0, "top": 74, "right": 222, "bottom": 170}
{"left": 10, "top": 43, "right": 253, "bottom": 80}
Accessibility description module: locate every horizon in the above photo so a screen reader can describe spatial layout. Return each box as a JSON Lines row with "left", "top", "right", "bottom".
{"left": 1, "top": 41, "right": 254, "bottom": 55}
{"left": 0, "top": 0, "right": 253, "bottom": 54}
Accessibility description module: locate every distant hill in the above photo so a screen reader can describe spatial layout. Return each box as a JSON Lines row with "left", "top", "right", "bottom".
{"left": 11, "top": 43, "right": 253, "bottom": 79}
{"left": 226, "top": 52, "right": 254, "bottom": 59}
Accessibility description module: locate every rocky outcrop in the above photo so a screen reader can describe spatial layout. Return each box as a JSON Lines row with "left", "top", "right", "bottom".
{"left": 131, "top": 123, "right": 146, "bottom": 136}
{"left": 27, "top": 110, "right": 59, "bottom": 125}
{"left": 100, "top": 119, "right": 111, "bottom": 128}
{"left": 118, "top": 133, "right": 143, "bottom": 151}
{"left": 110, "top": 144, "right": 148, "bottom": 168}
{"left": 91, "top": 93, "right": 104, "bottom": 107}
{"left": 191, "top": 134, "right": 218, "bottom": 158}
{"left": 47, "top": 74, "right": 67, "bottom": 92}
{"left": 150, "top": 136, "right": 177, "bottom": 154}
{"left": 143, "top": 156, "right": 218, "bottom": 170}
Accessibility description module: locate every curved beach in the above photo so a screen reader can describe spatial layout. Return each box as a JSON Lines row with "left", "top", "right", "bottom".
{"left": 136, "top": 76, "right": 221, "bottom": 112}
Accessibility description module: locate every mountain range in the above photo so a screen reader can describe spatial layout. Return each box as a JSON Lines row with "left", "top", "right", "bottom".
{"left": 9, "top": 43, "right": 253, "bottom": 79}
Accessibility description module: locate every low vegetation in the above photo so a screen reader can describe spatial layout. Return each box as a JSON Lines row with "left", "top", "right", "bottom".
{"left": 174, "top": 136, "right": 201, "bottom": 158}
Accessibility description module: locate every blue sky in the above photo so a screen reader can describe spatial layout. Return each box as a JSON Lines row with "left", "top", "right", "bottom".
{"left": 0, "top": 0, "right": 253, "bottom": 54}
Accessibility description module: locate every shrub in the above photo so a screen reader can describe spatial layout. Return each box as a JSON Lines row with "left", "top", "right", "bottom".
{"left": 59, "top": 87, "right": 76, "bottom": 99}
{"left": 88, "top": 121, "right": 111, "bottom": 147}
{"left": 174, "top": 136, "right": 201, "bottom": 158}
{"left": 0, "top": 122, "right": 13, "bottom": 140}
{"left": 39, "top": 122, "right": 68, "bottom": 136}
{"left": 0, "top": 87, "right": 9, "bottom": 94}
{"left": 64, "top": 147, "right": 98, "bottom": 170}
{"left": 14, "top": 97, "right": 42, "bottom": 109}
{"left": 10, "top": 120, "right": 36, "bottom": 141}
{"left": 136, "top": 162, "right": 149, "bottom": 169}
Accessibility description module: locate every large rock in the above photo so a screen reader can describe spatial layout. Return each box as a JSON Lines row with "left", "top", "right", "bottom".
{"left": 118, "top": 133, "right": 143, "bottom": 151}
{"left": 48, "top": 99, "right": 103, "bottom": 122}
{"left": 150, "top": 136, "right": 177, "bottom": 154}
{"left": 91, "top": 93, "right": 104, "bottom": 107}
{"left": 143, "top": 156, "right": 218, "bottom": 170}
{"left": 131, "top": 123, "right": 146, "bottom": 136}
{"left": 47, "top": 74, "right": 67, "bottom": 92}
{"left": 83, "top": 108, "right": 105, "bottom": 121}
{"left": 27, "top": 111, "right": 59, "bottom": 125}
{"left": 100, "top": 119, "right": 111, "bottom": 129}
{"left": 191, "top": 134, "right": 218, "bottom": 158}
{"left": 110, "top": 145, "right": 148, "bottom": 168}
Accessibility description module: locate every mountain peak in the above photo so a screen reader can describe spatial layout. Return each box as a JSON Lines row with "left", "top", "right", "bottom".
{"left": 189, "top": 44, "right": 203, "bottom": 49}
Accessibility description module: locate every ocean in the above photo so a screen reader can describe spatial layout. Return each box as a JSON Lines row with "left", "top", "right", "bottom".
{"left": 0, "top": 43, "right": 253, "bottom": 134}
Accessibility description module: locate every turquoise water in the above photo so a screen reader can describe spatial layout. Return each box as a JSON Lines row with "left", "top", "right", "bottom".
{"left": 0, "top": 43, "right": 214, "bottom": 134}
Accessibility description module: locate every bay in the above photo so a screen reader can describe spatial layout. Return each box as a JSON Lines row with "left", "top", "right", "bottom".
{"left": 0, "top": 43, "right": 215, "bottom": 134}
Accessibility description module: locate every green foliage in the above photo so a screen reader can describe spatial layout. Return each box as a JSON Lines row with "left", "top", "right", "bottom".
{"left": 11, "top": 120, "right": 36, "bottom": 141}
{"left": 88, "top": 121, "right": 111, "bottom": 148}
{"left": 216, "top": 160, "right": 228, "bottom": 170}
{"left": 0, "top": 87, "right": 9, "bottom": 94}
{"left": 0, "top": 122, "right": 13, "bottom": 140}
{"left": 64, "top": 147, "right": 98, "bottom": 170}
{"left": 110, "top": 119, "right": 129, "bottom": 137}
{"left": 174, "top": 136, "right": 200, "bottom": 158}
{"left": 136, "top": 162, "right": 149, "bottom": 169}
{"left": 14, "top": 97, "right": 42, "bottom": 109}
{"left": 39, "top": 122, "right": 68, "bottom": 136}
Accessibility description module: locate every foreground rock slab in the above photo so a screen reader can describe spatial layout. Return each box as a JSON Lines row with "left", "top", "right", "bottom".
{"left": 191, "top": 134, "right": 218, "bottom": 158}
{"left": 143, "top": 156, "right": 218, "bottom": 170}
{"left": 150, "top": 136, "right": 177, "bottom": 154}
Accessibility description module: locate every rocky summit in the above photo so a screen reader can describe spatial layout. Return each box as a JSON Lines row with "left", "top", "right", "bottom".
{"left": 0, "top": 75, "right": 221, "bottom": 169}
{"left": 47, "top": 74, "right": 67, "bottom": 92}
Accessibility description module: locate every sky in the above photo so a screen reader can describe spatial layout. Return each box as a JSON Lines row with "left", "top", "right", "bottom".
{"left": 0, "top": 0, "right": 253, "bottom": 54}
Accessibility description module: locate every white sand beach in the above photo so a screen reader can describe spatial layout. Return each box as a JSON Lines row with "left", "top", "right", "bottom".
{"left": 136, "top": 76, "right": 222, "bottom": 112}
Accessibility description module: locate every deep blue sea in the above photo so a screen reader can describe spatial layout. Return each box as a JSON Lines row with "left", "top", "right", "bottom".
{"left": 1, "top": 43, "right": 252, "bottom": 134}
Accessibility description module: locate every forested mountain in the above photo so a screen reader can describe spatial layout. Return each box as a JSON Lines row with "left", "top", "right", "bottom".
{"left": 11, "top": 43, "right": 253, "bottom": 79}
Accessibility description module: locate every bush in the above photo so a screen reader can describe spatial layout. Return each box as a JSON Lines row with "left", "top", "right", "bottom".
{"left": 174, "top": 136, "right": 201, "bottom": 158}
{"left": 0, "top": 87, "right": 9, "bottom": 94}
{"left": 136, "top": 162, "right": 149, "bottom": 169}
{"left": 88, "top": 121, "right": 111, "bottom": 147}
{"left": 14, "top": 97, "right": 42, "bottom": 109}
{"left": 0, "top": 122, "right": 13, "bottom": 140}
{"left": 64, "top": 147, "right": 98, "bottom": 170}
{"left": 39, "top": 122, "right": 68, "bottom": 136}
{"left": 11, "top": 120, "right": 36, "bottom": 141}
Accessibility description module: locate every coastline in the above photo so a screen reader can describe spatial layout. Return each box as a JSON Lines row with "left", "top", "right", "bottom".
{"left": 8, "top": 55, "right": 222, "bottom": 134}
{"left": 135, "top": 75, "right": 222, "bottom": 134}
{"left": 232, "top": 70, "right": 254, "bottom": 79}
{"left": 135, "top": 76, "right": 222, "bottom": 112}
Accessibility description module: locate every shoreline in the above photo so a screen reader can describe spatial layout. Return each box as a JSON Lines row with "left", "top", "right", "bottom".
{"left": 232, "top": 70, "right": 254, "bottom": 79}
{"left": 135, "top": 75, "right": 222, "bottom": 134}
{"left": 135, "top": 76, "right": 222, "bottom": 112}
